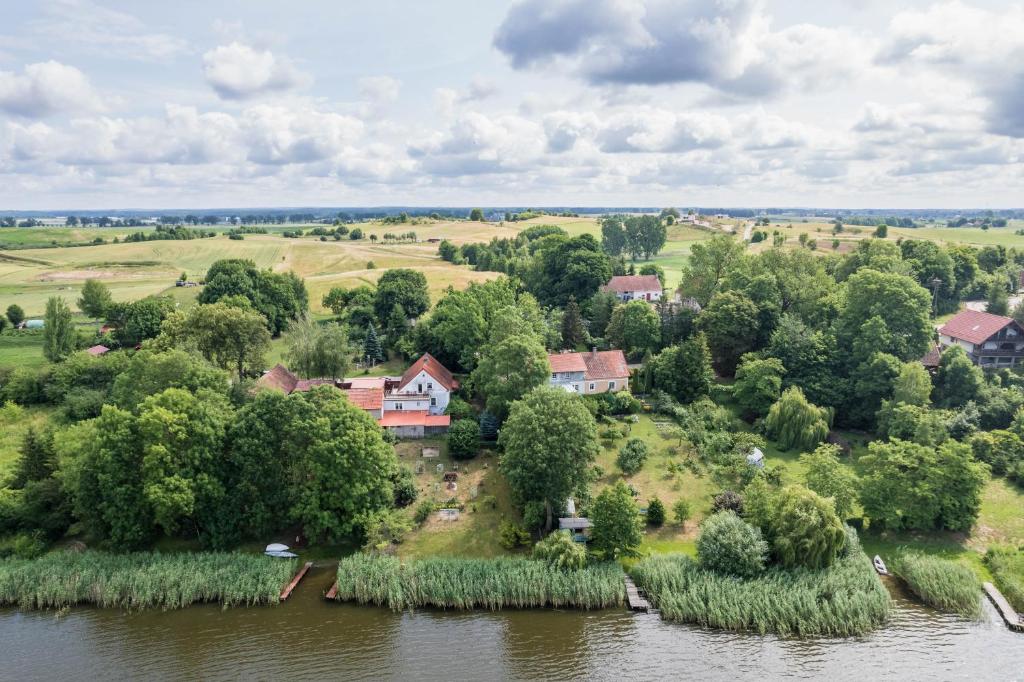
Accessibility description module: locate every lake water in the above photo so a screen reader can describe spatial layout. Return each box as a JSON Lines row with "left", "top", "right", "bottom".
{"left": 2, "top": 564, "right": 1022, "bottom": 681}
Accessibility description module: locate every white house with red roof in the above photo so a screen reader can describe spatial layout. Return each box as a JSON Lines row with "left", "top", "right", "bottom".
{"left": 938, "top": 309, "right": 1024, "bottom": 367}
{"left": 256, "top": 352, "right": 457, "bottom": 437}
{"left": 548, "top": 349, "right": 630, "bottom": 394}
{"left": 602, "top": 274, "right": 663, "bottom": 302}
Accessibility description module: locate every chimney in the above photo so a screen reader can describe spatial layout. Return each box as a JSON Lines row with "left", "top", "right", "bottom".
{"left": 591, "top": 346, "right": 598, "bottom": 358}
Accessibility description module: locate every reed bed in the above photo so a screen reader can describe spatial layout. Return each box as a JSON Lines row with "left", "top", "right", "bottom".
{"left": 631, "top": 529, "right": 890, "bottom": 636}
{"left": 0, "top": 550, "right": 298, "bottom": 610}
{"left": 984, "top": 545, "right": 1024, "bottom": 612}
{"left": 891, "top": 552, "right": 982, "bottom": 619}
{"left": 334, "top": 554, "right": 625, "bottom": 611}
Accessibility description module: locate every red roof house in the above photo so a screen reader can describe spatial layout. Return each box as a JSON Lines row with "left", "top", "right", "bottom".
{"left": 547, "top": 349, "right": 629, "bottom": 394}
{"left": 938, "top": 309, "right": 1024, "bottom": 367}
{"left": 86, "top": 344, "right": 110, "bottom": 356}
{"left": 601, "top": 275, "right": 663, "bottom": 302}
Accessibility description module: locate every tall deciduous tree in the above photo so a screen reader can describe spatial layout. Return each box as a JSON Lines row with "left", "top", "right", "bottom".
{"left": 199, "top": 259, "right": 307, "bottom": 335}
{"left": 285, "top": 318, "right": 350, "bottom": 379}
{"left": 768, "top": 485, "right": 847, "bottom": 569}
{"left": 77, "top": 279, "right": 112, "bottom": 319}
{"left": 606, "top": 300, "right": 661, "bottom": 360}
{"left": 499, "top": 386, "right": 599, "bottom": 530}
{"left": 471, "top": 333, "right": 550, "bottom": 419}
{"left": 590, "top": 481, "right": 643, "bottom": 558}
{"left": 698, "top": 290, "right": 760, "bottom": 376}
{"left": 679, "top": 234, "right": 745, "bottom": 307}
{"left": 893, "top": 361, "right": 933, "bottom": 406}
{"left": 374, "top": 268, "right": 430, "bottom": 321}
{"left": 837, "top": 269, "right": 932, "bottom": 362}
{"left": 652, "top": 334, "right": 713, "bottom": 403}
{"left": 765, "top": 386, "right": 831, "bottom": 452}
{"left": 934, "top": 346, "right": 983, "bottom": 408}
{"left": 801, "top": 445, "right": 859, "bottom": 519}
{"left": 860, "top": 439, "right": 988, "bottom": 532}
{"left": 6, "top": 304, "right": 24, "bottom": 327}
{"left": 732, "top": 354, "right": 785, "bottom": 417}
{"left": 159, "top": 301, "right": 272, "bottom": 380}
{"left": 43, "top": 296, "right": 76, "bottom": 362}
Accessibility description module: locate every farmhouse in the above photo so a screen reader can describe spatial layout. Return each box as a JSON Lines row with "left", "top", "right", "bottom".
{"left": 548, "top": 349, "right": 629, "bottom": 395}
{"left": 601, "top": 274, "right": 663, "bottom": 302}
{"left": 938, "top": 309, "right": 1024, "bottom": 367}
{"left": 256, "top": 353, "right": 456, "bottom": 436}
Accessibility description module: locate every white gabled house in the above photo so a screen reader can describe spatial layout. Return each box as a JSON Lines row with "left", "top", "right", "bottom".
{"left": 601, "top": 274, "right": 663, "bottom": 302}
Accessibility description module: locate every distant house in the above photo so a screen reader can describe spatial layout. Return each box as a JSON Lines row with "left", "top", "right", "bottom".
{"left": 548, "top": 349, "right": 629, "bottom": 395}
{"left": 938, "top": 309, "right": 1024, "bottom": 368}
{"left": 256, "top": 353, "right": 458, "bottom": 436}
{"left": 601, "top": 275, "right": 663, "bottom": 302}
{"left": 86, "top": 344, "right": 110, "bottom": 356}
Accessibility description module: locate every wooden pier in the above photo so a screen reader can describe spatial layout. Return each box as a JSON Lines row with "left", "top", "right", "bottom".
{"left": 325, "top": 582, "right": 338, "bottom": 600}
{"left": 624, "top": 576, "right": 650, "bottom": 612}
{"left": 279, "top": 561, "right": 313, "bottom": 601}
{"left": 983, "top": 582, "right": 1024, "bottom": 633}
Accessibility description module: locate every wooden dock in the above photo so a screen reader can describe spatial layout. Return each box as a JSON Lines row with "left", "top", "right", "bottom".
{"left": 983, "top": 582, "right": 1024, "bottom": 633}
{"left": 279, "top": 561, "right": 313, "bottom": 601}
{"left": 624, "top": 576, "right": 650, "bottom": 612}
{"left": 325, "top": 582, "right": 338, "bottom": 600}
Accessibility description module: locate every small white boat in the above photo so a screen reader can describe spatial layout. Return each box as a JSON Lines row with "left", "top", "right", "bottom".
{"left": 265, "top": 550, "right": 298, "bottom": 558}
{"left": 873, "top": 555, "right": 888, "bottom": 575}
{"left": 265, "top": 543, "right": 290, "bottom": 553}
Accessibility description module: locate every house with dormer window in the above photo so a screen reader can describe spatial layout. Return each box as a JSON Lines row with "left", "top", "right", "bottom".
{"left": 938, "top": 309, "right": 1024, "bottom": 367}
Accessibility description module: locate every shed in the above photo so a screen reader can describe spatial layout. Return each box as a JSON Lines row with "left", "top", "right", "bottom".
{"left": 746, "top": 447, "right": 765, "bottom": 468}
{"left": 558, "top": 517, "right": 592, "bottom": 531}
{"left": 86, "top": 344, "right": 110, "bottom": 356}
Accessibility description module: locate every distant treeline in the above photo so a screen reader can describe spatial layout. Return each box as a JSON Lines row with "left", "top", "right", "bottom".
{"left": 124, "top": 226, "right": 217, "bottom": 242}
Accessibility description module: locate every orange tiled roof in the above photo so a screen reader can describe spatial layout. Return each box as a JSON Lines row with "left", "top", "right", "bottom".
{"left": 398, "top": 352, "right": 457, "bottom": 391}
{"left": 549, "top": 352, "right": 587, "bottom": 373}
{"left": 377, "top": 411, "right": 451, "bottom": 427}
{"left": 546, "top": 350, "right": 629, "bottom": 380}
{"left": 602, "top": 275, "right": 662, "bottom": 293}
{"left": 939, "top": 309, "right": 1016, "bottom": 344}
{"left": 342, "top": 387, "right": 384, "bottom": 411}
{"left": 258, "top": 364, "right": 299, "bottom": 393}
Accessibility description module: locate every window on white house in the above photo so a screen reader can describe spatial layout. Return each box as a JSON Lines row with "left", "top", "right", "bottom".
{"left": 430, "top": 397, "right": 437, "bottom": 407}
{"left": 551, "top": 373, "right": 557, "bottom": 380}
{"left": 609, "top": 381, "right": 616, "bottom": 390}
{"left": 427, "top": 382, "right": 433, "bottom": 390}
{"left": 573, "top": 384, "right": 579, "bottom": 391}
{"left": 589, "top": 383, "right": 595, "bottom": 390}
{"left": 395, "top": 403, "right": 403, "bottom": 410}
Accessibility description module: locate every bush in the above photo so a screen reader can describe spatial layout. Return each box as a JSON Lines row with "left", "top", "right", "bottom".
{"left": 711, "top": 490, "right": 744, "bottom": 515}
{"left": 0, "top": 532, "right": 46, "bottom": 560}
{"left": 413, "top": 499, "right": 435, "bottom": 525}
{"left": 533, "top": 531, "right": 587, "bottom": 570}
{"left": 892, "top": 551, "right": 981, "bottom": 618}
{"left": 447, "top": 419, "right": 481, "bottom": 460}
{"left": 445, "top": 396, "right": 476, "bottom": 422}
{"left": 393, "top": 466, "right": 418, "bottom": 507}
{"left": 696, "top": 511, "right": 768, "bottom": 578}
{"left": 616, "top": 438, "right": 649, "bottom": 475}
{"left": 646, "top": 496, "right": 665, "bottom": 526}
{"left": 498, "top": 520, "right": 531, "bottom": 549}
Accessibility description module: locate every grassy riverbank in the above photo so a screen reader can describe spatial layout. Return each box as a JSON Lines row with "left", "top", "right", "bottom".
{"left": 333, "top": 554, "right": 625, "bottom": 611}
{"left": 985, "top": 545, "right": 1024, "bottom": 612}
{"left": 631, "top": 530, "right": 890, "bottom": 636}
{"left": 0, "top": 550, "right": 297, "bottom": 609}
{"left": 891, "top": 552, "right": 982, "bottom": 618}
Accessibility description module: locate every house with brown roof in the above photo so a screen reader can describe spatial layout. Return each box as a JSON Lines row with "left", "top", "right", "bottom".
{"left": 548, "top": 348, "right": 629, "bottom": 395}
{"left": 384, "top": 352, "right": 457, "bottom": 416}
{"left": 601, "top": 274, "right": 663, "bottom": 302}
{"left": 938, "top": 309, "right": 1024, "bottom": 367}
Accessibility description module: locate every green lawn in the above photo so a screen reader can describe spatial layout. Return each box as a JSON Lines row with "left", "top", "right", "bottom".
{"left": 0, "top": 332, "right": 47, "bottom": 370}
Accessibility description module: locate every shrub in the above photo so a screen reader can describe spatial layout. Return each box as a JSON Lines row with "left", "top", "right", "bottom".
{"left": 765, "top": 386, "right": 830, "bottom": 451}
{"left": 711, "top": 490, "right": 744, "bottom": 515}
{"left": 616, "top": 438, "right": 649, "bottom": 475}
{"left": 445, "top": 396, "right": 476, "bottom": 422}
{"left": 498, "top": 520, "right": 531, "bottom": 549}
{"left": 447, "top": 419, "right": 481, "bottom": 460}
{"left": 646, "top": 496, "right": 665, "bottom": 526}
{"left": 413, "top": 499, "right": 435, "bottom": 525}
{"left": 696, "top": 511, "right": 768, "bottom": 578}
{"left": 769, "top": 486, "right": 847, "bottom": 570}
{"left": 393, "top": 466, "right": 418, "bottom": 507}
{"left": 533, "top": 531, "right": 587, "bottom": 570}
{"left": 892, "top": 551, "right": 981, "bottom": 618}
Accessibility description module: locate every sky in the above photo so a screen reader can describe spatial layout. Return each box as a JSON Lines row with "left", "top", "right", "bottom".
{"left": 0, "top": 0, "right": 1022, "bottom": 210}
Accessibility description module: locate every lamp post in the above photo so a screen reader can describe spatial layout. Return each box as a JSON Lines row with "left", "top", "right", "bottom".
{"left": 929, "top": 277, "right": 942, "bottom": 318}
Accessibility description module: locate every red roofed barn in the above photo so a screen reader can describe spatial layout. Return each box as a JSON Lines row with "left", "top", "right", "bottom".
{"left": 938, "top": 309, "right": 1024, "bottom": 367}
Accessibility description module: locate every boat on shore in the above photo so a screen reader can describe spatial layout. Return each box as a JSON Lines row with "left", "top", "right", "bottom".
{"left": 873, "top": 555, "right": 888, "bottom": 575}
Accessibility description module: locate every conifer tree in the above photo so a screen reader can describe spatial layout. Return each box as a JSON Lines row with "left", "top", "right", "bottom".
{"left": 560, "top": 295, "right": 587, "bottom": 349}
{"left": 364, "top": 322, "right": 383, "bottom": 365}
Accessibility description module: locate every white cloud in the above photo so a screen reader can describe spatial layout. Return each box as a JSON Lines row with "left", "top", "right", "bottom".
{"left": 358, "top": 76, "right": 402, "bottom": 112}
{"left": 203, "top": 42, "right": 311, "bottom": 100}
{"left": 0, "top": 60, "right": 103, "bottom": 117}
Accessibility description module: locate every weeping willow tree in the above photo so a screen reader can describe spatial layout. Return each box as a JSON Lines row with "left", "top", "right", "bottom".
{"left": 765, "top": 387, "right": 831, "bottom": 451}
{"left": 769, "top": 486, "right": 847, "bottom": 569}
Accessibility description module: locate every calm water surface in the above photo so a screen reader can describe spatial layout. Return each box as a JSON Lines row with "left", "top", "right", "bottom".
{"left": 2, "top": 564, "right": 1022, "bottom": 681}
